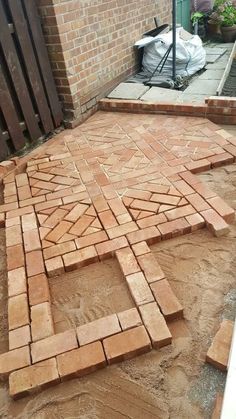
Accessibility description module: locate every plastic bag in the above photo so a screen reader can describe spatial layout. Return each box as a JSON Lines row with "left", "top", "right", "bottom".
{"left": 139, "top": 28, "right": 206, "bottom": 77}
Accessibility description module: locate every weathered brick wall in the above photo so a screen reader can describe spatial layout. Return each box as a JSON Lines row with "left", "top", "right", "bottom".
{"left": 37, "top": 0, "right": 172, "bottom": 125}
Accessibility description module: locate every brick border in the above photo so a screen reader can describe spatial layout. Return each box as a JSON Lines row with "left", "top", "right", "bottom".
{"left": 99, "top": 96, "right": 236, "bottom": 125}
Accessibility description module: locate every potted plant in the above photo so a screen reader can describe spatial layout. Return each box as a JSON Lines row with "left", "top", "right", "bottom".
{"left": 208, "top": 0, "right": 236, "bottom": 42}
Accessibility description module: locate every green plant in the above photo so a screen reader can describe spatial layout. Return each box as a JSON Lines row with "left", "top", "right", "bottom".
{"left": 191, "top": 11, "right": 205, "bottom": 24}
{"left": 209, "top": 0, "right": 236, "bottom": 26}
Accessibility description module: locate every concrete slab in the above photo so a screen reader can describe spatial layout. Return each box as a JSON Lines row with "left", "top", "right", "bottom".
{"left": 206, "top": 54, "right": 224, "bottom": 63}
{"left": 184, "top": 79, "right": 219, "bottom": 95}
{"left": 108, "top": 83, "right": 149, "bottom": 100}
{"left": 198, "top": 69, "right": 223, "bottom": 80}
{"left": 176, "top": 93, "right": 207, "bottom": 104}
{"left": 140, "top": 86, "right": 181, "bottom": 102}
{"left": 205, "top": 47, "right": 227, "bottom": 56}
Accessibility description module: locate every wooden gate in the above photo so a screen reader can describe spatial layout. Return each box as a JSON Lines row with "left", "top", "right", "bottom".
{"left": 0, "top": 0, "right": 63, "bottom": 161}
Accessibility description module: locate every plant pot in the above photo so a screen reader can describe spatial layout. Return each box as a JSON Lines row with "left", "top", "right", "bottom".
{"left": 207, "top": 22, "right": 221, "bottom": 36}
{"left": 221, "top": 25, "right": 236, "bottom": 42}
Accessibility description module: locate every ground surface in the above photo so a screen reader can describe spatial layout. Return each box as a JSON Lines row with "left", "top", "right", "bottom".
{"left": 0, "top": 116, "right": 236, "bottom": 416}
{"left": 0, "top": 160, "right": 235, "bottom": 418}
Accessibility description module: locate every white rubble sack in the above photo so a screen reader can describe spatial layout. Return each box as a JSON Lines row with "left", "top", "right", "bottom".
{"left": 136, "top": 28, "right": 206, "bottom": 78}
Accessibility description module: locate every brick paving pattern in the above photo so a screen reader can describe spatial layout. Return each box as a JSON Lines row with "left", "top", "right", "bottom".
{"left": 0, "top": 111, "right": 235, "bottom": 398}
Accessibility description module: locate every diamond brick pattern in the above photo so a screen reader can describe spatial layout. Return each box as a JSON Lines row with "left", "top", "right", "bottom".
{"left": 0, "top": 111, "right": 235, "bottom": 398}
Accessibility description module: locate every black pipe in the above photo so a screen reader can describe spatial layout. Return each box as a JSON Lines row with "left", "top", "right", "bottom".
{"left": 172, "top": 0, "right": 177, "bottom": 81}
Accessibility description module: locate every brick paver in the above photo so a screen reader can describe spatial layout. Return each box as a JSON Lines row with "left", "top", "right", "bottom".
{"left": 0, "top": 111, "right": 235, "bottom": 397}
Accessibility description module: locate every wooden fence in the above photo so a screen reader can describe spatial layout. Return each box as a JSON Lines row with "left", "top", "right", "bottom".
{"left": 0, "top": 0, "right": 63, "bottom": 161}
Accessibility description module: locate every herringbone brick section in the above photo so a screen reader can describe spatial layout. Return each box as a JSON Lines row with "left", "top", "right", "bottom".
{"left": 0, "top": 111, "right": 235, "bottom": 398}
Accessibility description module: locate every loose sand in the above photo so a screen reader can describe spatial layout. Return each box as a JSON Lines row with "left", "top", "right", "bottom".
{"left": 0, "top": 162, "right": 235, "bottom": 419}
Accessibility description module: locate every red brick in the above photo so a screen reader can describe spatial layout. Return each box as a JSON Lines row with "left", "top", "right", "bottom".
{"left": 9, "top": 326, "right": 31, "bottom": 350}
{"left": 130, "top": 199, "right": 159, "bottom": 212}
{"left": 18, "top": 185, "right": 32, "bottom": 201}
{"left": 6, "top": 225, "right": 22, "bottom": 247}
{"left": 64, "top": 203, "right": 88, "bottom": 223}
{"left": 126, "top": 272, "right": 154, "bottom": 306}
{"left": 117, "top": 213, "right": 133, "bottom": 224}
{"left": 223, "top": 143, "right": 236, "bottom": 157}
{"left": 8, "top": 294, "right": 29, "bottom": 330}
{"left": 118, "top": 308, "right": 142, "bottom": 331}
{"left": 0, "top": 346, "right": 31, "bottom": 375}
{"left": 46, "top": 220, "right": 73, "bottom": 243}
{"left": 137, "top": 253, "right": 165, "bottom": 283}
{"left": 139, "top": 302, "right": 172, "bottom": 348}
{"left": 185, "top": 213, "right": 205, "bottom": 231}
{"left": 43, "top": 208, "right": 68, "bottom": 228}
{"left": 151, "top": 279, "right": 183, "bottom": 320}
{"left": 19, "top": 195, "right": 45, "bottom": 208}
{"left": 165, "top": 204, "right": 196, "bottom": 221}
{"left": 8, "top": 267, "right": 27, "bottom": 297}
{"left": 107, "top": 221, "right": 138, "bottom": 239}
{"left": 185, "top": 159, "right": 211, "bottom": 173}
{"left": 186, "top": 193, "right": 210, "bottom": 212}
{"left": 98, "top": 209, "right": 118, "bottom": 229}
{"left": 15, "top": 173, "right": 28, "bottom": 187}
{"left": 31, "top": 302, "right": 54, "bottom": 342}
{"left": 26, "top": 250, "right": 45, "bottom": 277}
{"left": 127, "top": 226, "right": 161, "bottom": 245}
{"left": 45, "top": 256, "right": 65, "bottom": 277}
{"left": 180, "top": 171, "right": 200, "bottom": 186}
{"left": 193, "top": 182, "right": 217, "bottom": 199}
{"left": 201, "top": 209, "right": 230, "bottom": 237}
{"left": 7, "top": 244, "right": 24, "bottom": 271}
{"left": 95, "top": 236, "right": 129, "bottom": 259}
{"left": 6, "top": 205, "right": 34, "bottom": 220}
{"left": 28, "top": 274, "right": 50, "bottom": 306}
{"left": 43, "top": 241, "right": 76, "bottom": 259}
{"left": 76, "top": 230, "right": 108, "bottom": 250}
{"left": 211, "top": 393, "right": 223, "bottom": 419}
{"left": 206, "top": 319, "right": 233, "bottom": 371}
{"left": 137, "top": 213, "right": 167, "bottom": 229}
{"left": 208, "top": 152, "right": 234, "bottom": 168}
{"left": 115, "top": 247, "right": 140, "bottom": 276}
{"left": 92, "top": 195, "right": 109, "bottom": 212}
{"left": 150, "top": 194, "right": 180, "bottom": 206}
{"left": 63, "top": 246, "right": 98, "bottom": 271}
{"left": 124, "top": 189, "right": 151, "bottom": 200}
{"left": 158, "top": 218, "right": 191, "bottom": 239}
{"left": 57, "top": 341, "right": 106, "bottom": 380}
{"left": 103, "top": 326, "right": 151, "bottom": 365}
{"left": 31, "top": 329, "right": 78, "bottom": 363}
{"left": 0, "top": 201, "right": 18, "bottom": 214}
{"left": 108, "top": 197, "right": 127, "bottom": 216}
{"left": 207, "top": 196, "right": 235, "bottom": 224}
{"left": 77, "top": 313, "right": 121, "bottom": 345}
{"left": 23, "top": 229, "right": 41, "bottom": 252}
{"left": 132, "top": 241, "right": 151, "bottom": 257}
{"left": 21, "top": 213, "right": 37, "bottom": 232}
{"left": 35, "top": 198, "right": 62, "bottom": 212}
{"left": 9, "top": 358, "right": 59, "bottom": 399}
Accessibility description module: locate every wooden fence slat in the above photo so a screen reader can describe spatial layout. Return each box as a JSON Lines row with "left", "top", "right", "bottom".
{"left": 0, "top": 1, "right": 42, "bottom": 141}
{"left": 0, "top": 64, "right": 25, "bottom": 150}
{"left": 8, "top": 0, "right": 54, "bottom": 134}
{"left": 0, "top": 125, "right": 9, "bottom": 160}
{"left": 23, "top": 0, "right": 63, "bottom": 127}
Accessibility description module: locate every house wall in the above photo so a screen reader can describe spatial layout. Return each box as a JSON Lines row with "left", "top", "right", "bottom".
{"left": 37, "top": 0, "right": 172, "bottom": 126}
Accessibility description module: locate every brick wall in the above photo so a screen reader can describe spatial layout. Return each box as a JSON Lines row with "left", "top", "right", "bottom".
{"left": 37, "top": 0, "right": 172, "bottom": 126}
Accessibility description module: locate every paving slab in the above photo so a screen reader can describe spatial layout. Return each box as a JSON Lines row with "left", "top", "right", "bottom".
{"left": 198, "top": 69, "right": 223, "bottom": 80}
{"left": 176, "top": 93, "right": 207, "bottom": 104}
{"left": 140, "top": 86, "right": 181, "bottom": 102}
{"left": 184, "top": 79, "right": 219, "bottom": 95}
{"left": 108, "top": 82, "right": 149, "bottom": 100}
{"left": 204, "top": 47, "right": 227, "bottom": 56}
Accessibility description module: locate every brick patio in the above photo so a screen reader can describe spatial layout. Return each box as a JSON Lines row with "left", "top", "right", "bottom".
{"left": 0, "top": 111, "right": 235, "bottom": 398}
